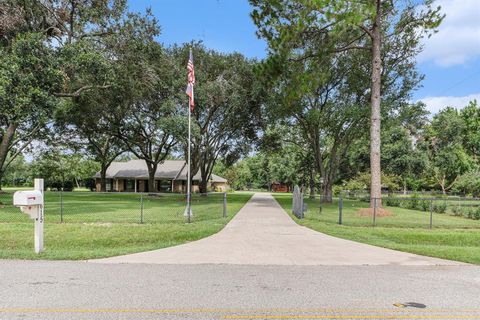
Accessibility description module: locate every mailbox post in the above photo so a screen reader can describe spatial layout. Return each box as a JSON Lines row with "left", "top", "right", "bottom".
{"left": 34, "top": 179, "right": 44, "bottom": 253}
{"left": 13, "top": 178, "right": 44, "bottom": 253}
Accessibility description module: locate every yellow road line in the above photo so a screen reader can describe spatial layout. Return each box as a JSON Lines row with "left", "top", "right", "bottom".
{"left": 0, "top": 308, "right": 219, "bottom": 314}
{"left": 222, "top": 316, "right": 480, "bottom": 319}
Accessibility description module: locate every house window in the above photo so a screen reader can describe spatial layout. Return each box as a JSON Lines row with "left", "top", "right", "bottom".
{"left": 158, "top": 180, "right": 172, "bottom": 192}
{"left": 126, "top": 179, "right": 135, "bottom": 191}
{"left": 106, "top": 179, "right": 112, "bottom": 191}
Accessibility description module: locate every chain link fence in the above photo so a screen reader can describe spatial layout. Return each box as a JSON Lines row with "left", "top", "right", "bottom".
{"left": 0, "top": 192, "right": 31, "bottom": 223}
{"left": 0, "top": 191, "right": 228, "bottom": 224}
{"left": 294, "top": 193, "right": 480, "bottom": 229}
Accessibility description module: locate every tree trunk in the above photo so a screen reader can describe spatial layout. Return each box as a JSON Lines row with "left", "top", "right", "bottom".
{"left": 199, "top": 165, "right": 209, "bottom": 195}
{"left": 440, "top": 175, "right": 446, "bottom": 195}
{"left": 0, "top": 170, "right": 4, "bottom": 191}
{"left": 0, "top": 123, "right": 17, "bottom": 191}
{"left": 147, "top": 163, "right": 157, "bottom": 193}
{"left": 369, "top": 1, "right": 383, "bottom": 208}
{"left": 321, "top": 182, "right": 333, "bottom": 204}
{"left": 100, "top": 164, "right": 108, "bottom": 192}
{"left": 309, "top": 169, "right": 316, "bottom": 199}
{"left": 199, "top": 179, "right": 208, "bottom": 194}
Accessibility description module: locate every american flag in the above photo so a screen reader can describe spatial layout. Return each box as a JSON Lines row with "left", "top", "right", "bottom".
{"left": 186, "top": 49, "right": 195, "bottom": 111}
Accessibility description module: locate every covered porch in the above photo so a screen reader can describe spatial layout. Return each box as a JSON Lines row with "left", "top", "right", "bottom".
{"left": 95, "top": 178, "right": 199, "bottom": 193}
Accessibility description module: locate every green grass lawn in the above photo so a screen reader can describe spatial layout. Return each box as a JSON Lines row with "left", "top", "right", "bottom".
{"left": 273, "top": 193, "right": 480, "bottom": 264}
{"left": 0, "top": 191, "right": 252, "bottom": 260}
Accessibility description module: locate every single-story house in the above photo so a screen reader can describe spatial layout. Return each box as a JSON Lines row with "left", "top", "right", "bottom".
{"left": 94, "top": 160, "right": 228, "bottom": 193}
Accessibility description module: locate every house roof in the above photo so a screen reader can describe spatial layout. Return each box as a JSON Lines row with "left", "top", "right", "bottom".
{"left": 210, "top": 174, "right": 228, "bottom": 183}
{"left": 94, "top": 160, "right": 227, "bottom": 183}
{"left": 174, "top": 166, "right": 227, "bottom": 183}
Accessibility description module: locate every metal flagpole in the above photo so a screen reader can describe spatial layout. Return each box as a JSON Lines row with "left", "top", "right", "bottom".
{"left": 186, "top": 96, "right": 192, "bottom": 223}
{"left": 185, "top": 47, "right": 194, "bottom": 223}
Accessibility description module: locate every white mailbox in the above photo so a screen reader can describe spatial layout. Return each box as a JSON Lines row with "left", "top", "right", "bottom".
{"left": 13, "top": 190, "right": 43, "bottom": 219}
{"left": 13, "top": 179, "right": 45, "bottom": 254}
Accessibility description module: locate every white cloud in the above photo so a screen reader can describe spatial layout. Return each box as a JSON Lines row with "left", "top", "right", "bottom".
{"left": 418, "top": 0, "right": 480, "bottom": 67}
{"left": 419, "top": 93, "right": 480, "bottom": 114}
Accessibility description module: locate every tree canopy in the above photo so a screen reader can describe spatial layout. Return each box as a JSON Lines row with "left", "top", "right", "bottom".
{"left": 3, "top": 0, "right": 480, "bottom": 200}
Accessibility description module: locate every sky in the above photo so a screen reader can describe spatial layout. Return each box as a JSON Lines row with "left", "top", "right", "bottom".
{"left": 128, "top": 0, "right": 480, "bottom": 115}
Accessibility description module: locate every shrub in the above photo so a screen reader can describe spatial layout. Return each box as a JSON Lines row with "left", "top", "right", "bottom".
{"left": 419, "top": 200, "right": 430, "bottom": 212}
{"left": 474, "top": 207, "right": 480, "bottom": 220}
{"left": 332, "top": 185, "right": 343, "bottom": 196}
{"left": 63, "top": 181, "right": 74, "bottom": 192}
{"left": 433, "top": 201, "right": 447, "bottom": 214}
{"left": 343, "top": 172, "right": 401, "bottom": 193}
{"left": 467, "top": 209, "right": 475, "bottom": 219}
{"left": 360, "top": 196, "right": 370, "bottom": 203}
{"left": 451, "top": 206, "right": 464, "bottom": 217}
{"left": 404, "top": 194, "right": 420, "bottom": 210}
{"left": 452, "top": 171, "right": 480, "bottom": 196}
{"left": 49, "top": 181, "right": 62, "bottom": 191}
{"left": 384, "top": 194, "right": 400, "bottom": 207}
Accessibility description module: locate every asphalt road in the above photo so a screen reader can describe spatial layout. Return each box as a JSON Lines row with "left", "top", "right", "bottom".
{"left": 1, "top": 260, "right": 479, "bottom": 320}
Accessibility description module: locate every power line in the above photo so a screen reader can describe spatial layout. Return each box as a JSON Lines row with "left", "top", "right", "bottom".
{"left": 436, "top": 69, "right": 480, "bottom": 96}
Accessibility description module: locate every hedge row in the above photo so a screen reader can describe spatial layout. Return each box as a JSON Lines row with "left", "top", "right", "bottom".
{"left": 384, "top": 195, "right": 480, "bottom": 220}
{"left": 383, "top": 196, "right": 447, "bottom": 214}
{"left": 451, "top": 206, "right": 480, "bottom": 220}
{"left": 349, "top": 193, "right": 480, "bottom": 221}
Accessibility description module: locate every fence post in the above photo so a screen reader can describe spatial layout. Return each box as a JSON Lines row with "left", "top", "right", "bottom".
{"left": 373, "top": 198, "right": 377, "bottom": 227}
{"left": 338, "top": 196, "right": 343, "bottom": 225}
{"left": 292, "top": 185, "right": 304, "bottom": 219}
{"left": 34, "top": 179, "right": 44, "bottom": 253}
{"left": 319, "top": 196, "right": 323, "bottom": 214}
{"left": 60, "top": 189, "right": 63, "bottom": 223}
{"left": 140, "top": 193, "right": 144, "bottom": 224}
{"left": 429, "top": 199, "right": 433, "bottom": 229}
{"left": 223, "top": 192, "right": 227, "bottom": 218}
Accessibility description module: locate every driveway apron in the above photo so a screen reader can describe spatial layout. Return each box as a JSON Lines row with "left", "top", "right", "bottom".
{"left": 91, "top": 193, "right": 464, "bottom": 265}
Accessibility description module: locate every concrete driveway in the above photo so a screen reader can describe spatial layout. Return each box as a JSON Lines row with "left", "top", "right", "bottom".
{"left": 92, "top": 193, "right": 464, "bottom": 266}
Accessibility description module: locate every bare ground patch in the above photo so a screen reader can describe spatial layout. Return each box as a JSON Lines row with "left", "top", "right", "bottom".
{"left": 356, "top": 207, "right": 393, "bottom": 217}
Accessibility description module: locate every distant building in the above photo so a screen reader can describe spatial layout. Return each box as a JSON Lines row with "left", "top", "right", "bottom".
{"left": 94, "top": 160, "right": 228, "bottom": 193}
{"left": 271, "top": 182, "right": 290, "bottom": 193}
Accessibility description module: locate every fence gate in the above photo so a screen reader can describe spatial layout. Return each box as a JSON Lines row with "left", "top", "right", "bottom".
{"left": 292, "top": 185, "right": 304, "bottom": 219}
